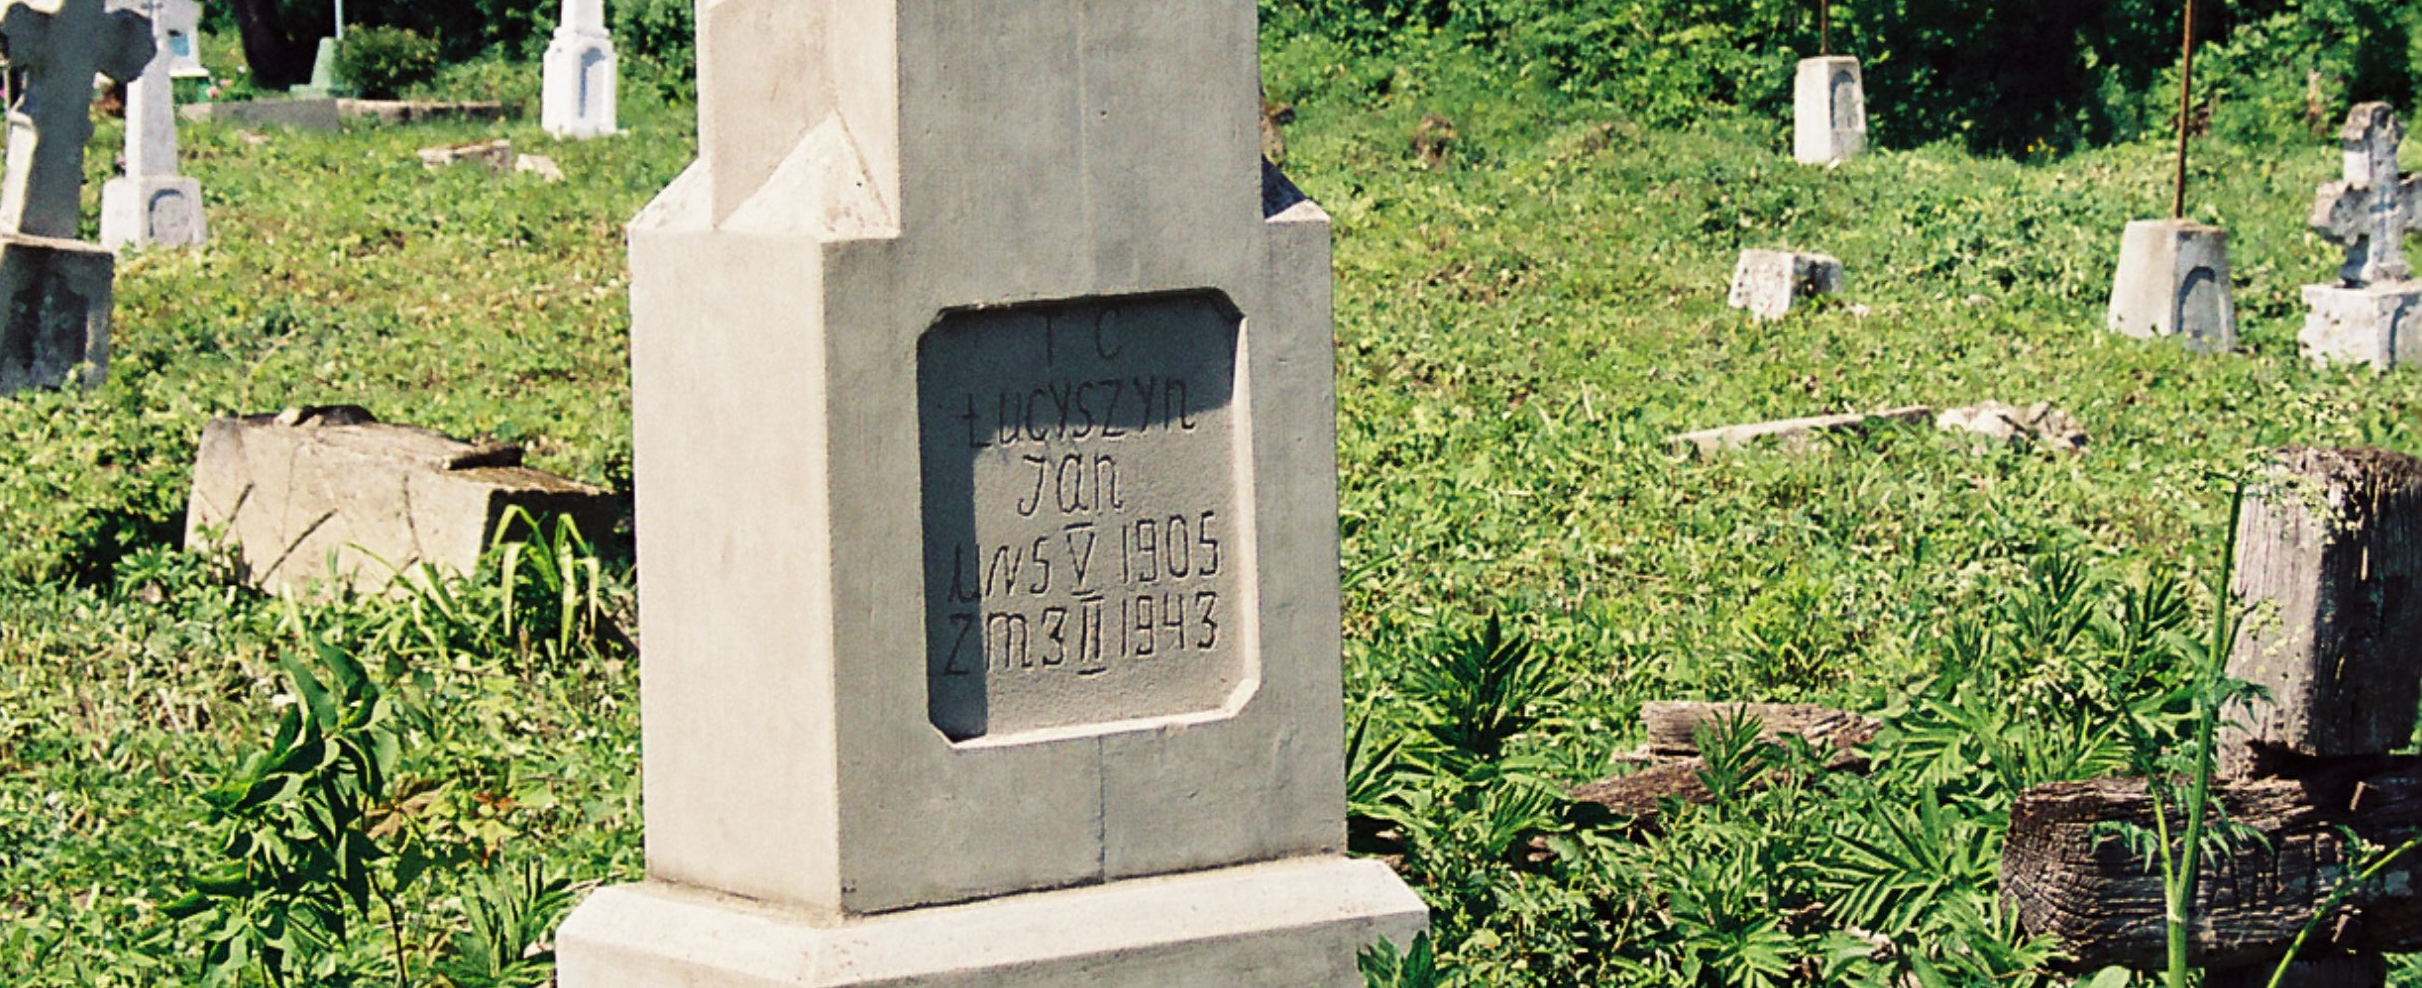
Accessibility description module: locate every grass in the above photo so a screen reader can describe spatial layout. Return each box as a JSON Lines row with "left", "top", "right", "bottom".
{"left": 3, "top": 31, "right": 2419, "bottom": 988}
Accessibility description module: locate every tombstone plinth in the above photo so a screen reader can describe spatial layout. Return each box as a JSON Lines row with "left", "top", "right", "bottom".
{"left": 101, "top": 0, "right": 207, "bottom": 250}
{"left": 2302, "top": 103, "right": 2422, "bottom": 369}
{"left": 552, "top": 0, "right": 1425, "bottom": 984}
{"left": 541, "top": 0, "right": 616, "bottom": 139}
{"left": 2107, "top": 218, "right": 2235, "bottom": 352}
{"left": 1729, "top": 248, "right": 1843, "bottom": 320}
{"left": 0, "top": 233, "right": 112, "bottom": 395}
{"left": 291, "top": 37, "right": 343, "bottom": 98}
{"left": 1794, "top": 56, "right": 1866, "bottom": 165}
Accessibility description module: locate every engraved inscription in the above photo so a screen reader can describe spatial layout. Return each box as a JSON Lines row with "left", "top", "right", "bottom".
{"left": 920, "top": 294, "right": 1245, "bottom": 741}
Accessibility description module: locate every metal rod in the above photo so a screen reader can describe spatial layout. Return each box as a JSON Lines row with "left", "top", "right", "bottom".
{"left": 1819, "top": 0, "right": 1831, "bottom": 56}
{"left": 2172, "top": 0, "right": 2196, "bottom": 219}
{"left": 335, "top": 0, "right": 346, "bottom": 41}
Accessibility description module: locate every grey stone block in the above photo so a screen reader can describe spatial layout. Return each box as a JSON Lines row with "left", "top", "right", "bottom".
{"left": 2107, "top": 218, "right": 2236, "bottom": 352}
{"left": 1794, "top": 56, "right": 1866, "bottom": 165}
{"left": 1728, "top": 249, "right": 1843, "bottom": 321}
{"left": 183, "top": 406, "right": 616, "bottom": 595}
{"left": 2301, "top": 281, "right": 2422, "bottom": 370}
{"left": 0, "top": 233, "right": 113, "bottom": 396}
{"left": 179, "top": 97, "right": 342, "bottom": 131}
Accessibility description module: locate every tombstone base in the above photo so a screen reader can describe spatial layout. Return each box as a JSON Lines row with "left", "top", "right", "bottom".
{"left": 100, "top": 175, "right": 208, "bottom": 250}
{"left": 541, "top": 26, "right": 618, "bottom": 140}
{"left": 2300, "top": 281, "right": 2422, "bottom": 370}
{"left": 2107, "top": 218, "right": 2236, "bottom": 352}
{"left": 1729, "top": 249, "right": 1843, "bottom": 321}
{"left": 291, "top": 37, "right": 346, "bottom": 99}
{"left": 556, "top": 857, "right": 1427, "bottom": 988}
{"left": 1794, "top": 56, "right": 1867, "bottom": 165}
{"left": 0, "top": 233, "right": 114, "bottom": 397}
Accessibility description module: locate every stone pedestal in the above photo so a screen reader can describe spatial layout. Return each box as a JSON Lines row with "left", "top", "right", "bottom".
{"left": 100, "top": 175, "right": 204, "bottom": 248}
{"left": 1729, "top": 248, "right": 1843, "bottom": 320}
{"left": 541, "top": 0, "right": 617, "bottom": 140}
{"left": 291, "top": 37, "right": 342, "bottom": 98}
{"left": 0, "top": 233, "right": 113, "bottom": 396}
{"left": 2107, "top": 218, "right": 2235, "bottom": 352}
{"left": 1794, "top": 56, "right": 1866, "bottom": 165}
{"left": 560, "top": 858, "right": 1423, "bottom": 988}
{"left": 2301, "top": 281, "right": 2422, "bottom": 370}
{"left": 554, "top": 0, "right": 1425, "bottom": 983}
{"left": 99, "top": 0, "right": 206, "bottom": 251}
{"left": 184, "top": 406, "right": 618, "bottom": 596}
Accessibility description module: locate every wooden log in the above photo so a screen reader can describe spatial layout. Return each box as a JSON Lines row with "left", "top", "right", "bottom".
{"left": 1571, "top": 757, "right": 1712, "bottom": 821}
{"left": 1640, "top": 701, "right": 1881, "bottom": 760}
{"left": 2225, "top": 446, "right": 2422, "bottom": 769}
{"left": 2000, "top": 760, "right": 2422, "bottom": 970}
{"left": 2205, "top": 953, "right": 2387, "bottom": 988}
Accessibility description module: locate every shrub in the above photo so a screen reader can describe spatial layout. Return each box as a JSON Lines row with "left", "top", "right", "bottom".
{"left": 613, "top": 0, "right": 697, "bottom": 103}
{"left": 336, "top": 25, "right": 442, "bottom": 99}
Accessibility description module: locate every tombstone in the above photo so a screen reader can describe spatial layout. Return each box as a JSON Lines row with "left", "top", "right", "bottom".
{"left": 155, "top": 0, "right": 203, "bottom": 79}
{"left": 417, "top": 138, "right": 514, "bottom": 172}
{"left": 0, "top": 0, "right": 152, "bottom": 397}
{"left": 551, "top": 0, "right": 1427, "bottom": 983}
{"left": 1794, "top": 56, "right": 1866, "bottom": 165}
{"left": 1728, "top": 248, "right": 1843, "bottom": 320}
{"left": 2302, "top": 103, "right": 2422, "bottom": 369}
{"left": 100, "top": 0, "right": 208, "bottom": 251}
{"left": 290, "top": 36, "right": 342, "bottom": 98}
{"left": 2105, "top": 219, "right": 2235, "bottom": 352}
{"left": 540, "top": 0, "right": 616, "bottom": 140}
{"left": 184, "top": 406, "right": 619, "bottom": 596}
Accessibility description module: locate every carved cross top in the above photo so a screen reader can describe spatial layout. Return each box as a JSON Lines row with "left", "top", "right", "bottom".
{"left": 2311, "top": 102, "right": 2422, "bottom": 286}
{"left": 0, "top": 0, "right": 154, "bottom": 239}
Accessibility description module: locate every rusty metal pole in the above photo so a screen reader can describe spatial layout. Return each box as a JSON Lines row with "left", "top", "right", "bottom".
{"left": 1819, "top": 0, "right": 1831, "bottom": 56}
{"left": 2172, "top": 0, "right": 2197, "bottom": 219}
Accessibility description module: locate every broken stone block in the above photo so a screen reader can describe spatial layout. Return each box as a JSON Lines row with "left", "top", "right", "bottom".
{"left": 179, "top": 97, "right": 342, "bottom": 131}
{"left": 418, "top": 139, "right": 514, "bottom": 173}
{"left": 2301, "top": 282, "right": 2422, "bottom": 370}
{"left": 0, "top": 233, "right": 114, "bottom": 396}
{"left": 1936, "top": 401, "right": 2088, "bottom": 454}
{"left": 184, "top": 406, "right": 617, "bottom": 595}
{"left": 1671, "top": 406, "right": 1931, "bottom": 455}
{"left": 2107, "top": 218, "right": 2235, "bottom": 352}
{"left": 1728, "top": 249, "right": 1844, "bottom": 321}
{"left": 514, "top": 153, "right": 566, "bottom": 183}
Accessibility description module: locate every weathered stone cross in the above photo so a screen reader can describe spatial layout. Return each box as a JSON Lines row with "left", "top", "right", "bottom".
{"left": 0, "top": 0, "right": 154, "bottom": 239}
{"left": 2311, "top": 102, "right": 2422, "bottom": 286}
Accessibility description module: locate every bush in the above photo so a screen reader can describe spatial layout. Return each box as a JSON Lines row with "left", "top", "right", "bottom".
{"left": 613, "top": 0, "right": 697, "bottom": 103}
{"left": 336, "top": 25, "right": 442, "bottom": 99}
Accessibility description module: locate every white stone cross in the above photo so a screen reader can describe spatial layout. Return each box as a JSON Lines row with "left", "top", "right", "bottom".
{"left": 0, "top": 0, "right": 153, "bottom": 239}
{"left": 2311, "top": 102, "right": 2422, "bottom": 286}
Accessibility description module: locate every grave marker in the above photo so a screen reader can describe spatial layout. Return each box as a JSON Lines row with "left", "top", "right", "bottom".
{"left": 1794, "top": 56, "right": 1865, "bottom": 165}
{"left": 2302, "top": 103, "right": 2422, "bottom": 369}
{"left": 101, "top": 0, "right": 207, "bottom": 250}
{"left": 541, "top": 0, "right": 616, "bottom": 139}
{"left": 2107, "top": 0, "right": 2235, "bottom": 352}
{"left": 0, "top": 0, "right": 151, "bottom": 396}
{"left": 1728, "top": 248, "right": 1843, "bottom": 320}
{"left": 552, "top": 0, "right": 1427, "bottom": 984}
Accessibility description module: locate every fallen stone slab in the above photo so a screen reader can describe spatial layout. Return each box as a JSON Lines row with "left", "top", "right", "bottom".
{"left": 1729, "top": 249, "right": 1844, "bottom": 321}
{"left": 338, "top": 99, "right": 507, "bottom": 125}
{"left": 514, "top": 153, "right": 566, "bottom": 183}
{"left": 184, "top": 406, "right": 617, "bottom": 595}
{"left": 1935, "top": 401, "right": 2088, "bottom": 454}
{"left": 1672, "top": 405, "right": 1931, "bottom": 455}
{"left": 180, "top": 98, "right": 342, "bottom": 131}
{"left": 419, "top": 139, "right": 514, "bottom": 172}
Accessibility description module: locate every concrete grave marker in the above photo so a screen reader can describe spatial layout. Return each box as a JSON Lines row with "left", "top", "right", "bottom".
{"left": 541, "top": 0, "right": 616, "bottom": 139}
{"left": 0, "top": 0, "right": 152, "bottom": 396}
{"left": 101, "top": 0, "right": 208, "bottom": 250}
{"left": 2302, "top": 103, "right": 2422, "bottom": 369}
{"left": 1728, "top": 248, "right": 1843, "bottom": 320}
{"left": 2106, "top": 219, "right": 2235, "bottom": 351}
{"left": 184, "top": 406, "right": 617, "bottom": 596}
{"left": 1794, "top": 56, "right": 1866, "bottom": 165}
{"left": 552, "top": 0, "right": 1427, "bottom": 983}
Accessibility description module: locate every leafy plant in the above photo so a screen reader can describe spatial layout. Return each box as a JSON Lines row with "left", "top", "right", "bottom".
{"left": 335, "top": 26, "right": 443, "bottom": 99}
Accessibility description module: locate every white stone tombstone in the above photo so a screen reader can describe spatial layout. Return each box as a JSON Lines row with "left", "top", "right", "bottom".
{"left": 1729, "top": 248, "right": 1843, "bottom": 320}
{"left": 1794, "top": 55, "right": 1866, "bottom": 165}
{"left": 2106, "top": 219, "right": 2235, "bottom": 352}
{"left": 551, "top": 0, "right": 1427, "bottom": 985}
{"left": 101, "top": 0, "right": 207, "bottom": 251}
{"left": 0, "top": 0, "right": 151, "bottom": 397}
{"left": 2303, "top": 103, "right": 2422, "bottom": 369}
{"left": 540, "top": 0, "right": 616, "bottom": 140}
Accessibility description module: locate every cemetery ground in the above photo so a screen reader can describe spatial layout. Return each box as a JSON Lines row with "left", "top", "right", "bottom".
{"left": 3, "top": 37, "right": 2420, "bottom": 988}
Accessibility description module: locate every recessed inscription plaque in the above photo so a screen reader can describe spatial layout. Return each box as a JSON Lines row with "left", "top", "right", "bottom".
{"left": 919, "top": 294, "right": 1246, "bottom": 742}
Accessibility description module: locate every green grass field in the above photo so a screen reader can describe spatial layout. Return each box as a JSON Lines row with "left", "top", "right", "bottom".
{"left": 2, "top": 34, "right": 2417, "bottom": 988}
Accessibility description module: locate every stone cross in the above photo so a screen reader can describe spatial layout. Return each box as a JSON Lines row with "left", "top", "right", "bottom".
{"left": 0, "top": 0, "right": 153, "bottom": 239}
{"left": 99, "top": 0, "right": 204, "bottom": 249}
{"left": 2311, "top": 103, "right": 2422, "bottom": 286}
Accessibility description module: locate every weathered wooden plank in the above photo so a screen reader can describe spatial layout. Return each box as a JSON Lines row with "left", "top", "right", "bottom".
{"left": 1640, "top": 701, "right": 1881, "bottom": 759}
{"left": 2000, "top": 761, "right": 2422, "bottom": 970}
{"left": 2225, "top": 446, "right": 2422, "bottom": 768}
